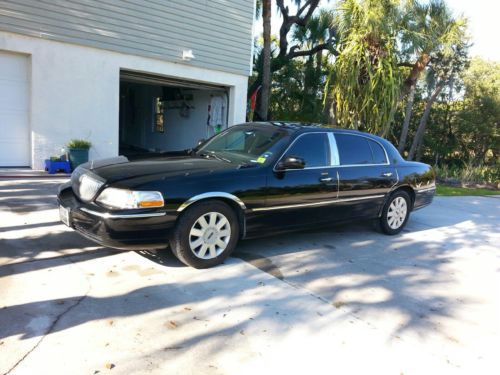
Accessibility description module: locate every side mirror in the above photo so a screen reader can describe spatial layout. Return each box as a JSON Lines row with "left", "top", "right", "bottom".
{"left": 276, "top": 156, "right": 306, "bottom": 170}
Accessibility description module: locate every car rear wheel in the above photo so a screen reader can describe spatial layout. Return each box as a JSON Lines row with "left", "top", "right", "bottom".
{"left": 379, "top": 191, "right": 411, "bottom": 235}
{"left": 169, "top": 200, "right": 239, "bottom": 268}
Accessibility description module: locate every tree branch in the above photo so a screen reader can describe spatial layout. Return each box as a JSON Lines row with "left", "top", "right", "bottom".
{"left": 297, "top": 0, "right": 320, "bottom": 26}
{"left": 287, "top": 43, "right": 333, "bottom": 58}
{"left": 398, "top": 62, "right": 415, "bottom": 68}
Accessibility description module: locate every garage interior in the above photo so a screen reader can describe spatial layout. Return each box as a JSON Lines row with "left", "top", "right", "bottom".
{"left": 119, "top": 71, "right": 229, "bottom": 157}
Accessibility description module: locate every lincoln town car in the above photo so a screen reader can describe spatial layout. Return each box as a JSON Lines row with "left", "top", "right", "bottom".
{"left": 58, "top": 122, "right": 436, "bottom": 268}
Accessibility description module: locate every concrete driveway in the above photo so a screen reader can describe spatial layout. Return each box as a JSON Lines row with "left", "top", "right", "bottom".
{"left": 1, "top": 178, "right": 499, "bottom": 375}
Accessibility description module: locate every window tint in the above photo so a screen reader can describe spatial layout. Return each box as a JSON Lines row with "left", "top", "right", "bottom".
{"left": 284, "top": 133, "right": 330, "bottom": 167}
{"left": 368, "top": 139, "right": 387, "bottom": 164}
{"left": 335, "top": 134, "right": 380, "bottom": 165}
{"left": 199, "top": 126, "right": 288, "bottom": 163}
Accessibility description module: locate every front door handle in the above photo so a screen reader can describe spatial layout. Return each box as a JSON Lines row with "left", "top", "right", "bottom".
{"left": 320, "top": 177, "right": 333, "bottom": 183}
{"left": 381, "top": 172, "right": 393, "bottom": 177}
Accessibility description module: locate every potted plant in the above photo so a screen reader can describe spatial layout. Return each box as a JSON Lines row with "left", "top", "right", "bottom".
{"left": 67, "top": 139, "right": 92, "bottom": 170}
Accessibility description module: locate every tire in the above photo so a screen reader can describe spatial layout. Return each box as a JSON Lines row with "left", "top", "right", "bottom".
{"left": 378, "top": 190, "right": 411, "bottom": 235}
{"left": 169, "top": 200, "right": 240, "bottom": 268}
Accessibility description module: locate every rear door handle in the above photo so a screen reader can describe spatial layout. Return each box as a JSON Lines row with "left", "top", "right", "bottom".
{"left": 381, "top": 172, "right": 393, "bottom": 177}
{"left": 320, "top": 177, "right": 333, "bottom": 183}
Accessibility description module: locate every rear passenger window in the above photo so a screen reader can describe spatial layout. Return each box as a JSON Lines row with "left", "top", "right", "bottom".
{"left": 284, "top": 133, "right": 330, "bottom": 167}
{"left": 368, "top": 140, "right": 387, "bottom": 164}
{"left": 335, "top": 134, "right": 386, "bottom": 165}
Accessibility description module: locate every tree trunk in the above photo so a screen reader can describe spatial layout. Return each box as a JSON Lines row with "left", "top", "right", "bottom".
{"left": 385, "top": 54, "right": 431, "bottom": 134}
{"left": 398, "top": 83, "right": 416, "bottom": 154}
{"left": 416, "top": 139, "right": 424, "bottom": 161}
{"left": 323, "top": 93, "right": 335, "bottom": 125}
{"left": 316, "top": 50, "right": 323, "bottom": 79}
{"left": 259, "top": 0, "right": 272, "bottom": 120}
{"left": 353, "top": 117, "right": 359, "bottom": 130}
{"left": 407, "top": 81, "right": 445, "bottom": 160}
{"left": 402, "top": 54, "right": 430, "bottom": 96}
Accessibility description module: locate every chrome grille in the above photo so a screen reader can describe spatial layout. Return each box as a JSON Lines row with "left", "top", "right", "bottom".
{"left": 71, "top": 167, "right": 104, "bottom": 202}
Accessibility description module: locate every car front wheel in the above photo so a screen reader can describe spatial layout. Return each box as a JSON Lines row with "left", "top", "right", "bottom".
{"left": 169, "top": 200, "right": 239, "bottom": 268}
{"left": 379, "top": 191, "right": 411, "bottom": 235}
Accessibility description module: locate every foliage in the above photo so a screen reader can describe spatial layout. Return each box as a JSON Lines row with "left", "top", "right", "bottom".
{"left": 326, "top": 0, "right": 403, "bottom": 134}
{"left": 267, "top": 9, "right": 335, "bottom": 123}
{"left": 436, "top": 185, "right": 500, "bottom": 196}
{"left": 250, "top": 1, "right": 497, "bottom": 186}
{"left": 456, "top": 58, "right": 500, "bottom": 163}
{"left": 250, "top": 0, "right": 335, "bottom": 120}
{"left": 67, "top": 139, "right": 92, "bottom": 150}
{"left": 434, "top": 162, "right": 500, "bottom": 186}
{"left": 401, "top": 57, "right": 499, "bottom": 170}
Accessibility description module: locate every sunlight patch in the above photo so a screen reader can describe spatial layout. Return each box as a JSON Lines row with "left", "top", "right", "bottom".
{"left": 335, "top": 286, "right": 393, "bottom": 304}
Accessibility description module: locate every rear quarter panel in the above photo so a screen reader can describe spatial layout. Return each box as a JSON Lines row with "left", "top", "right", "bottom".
{"left": 396, "top": 161, "right": 436, "bottom": 209}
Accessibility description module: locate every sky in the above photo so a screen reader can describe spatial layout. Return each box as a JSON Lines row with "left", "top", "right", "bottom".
{"left": 448, "top": 0, "right": 499, "bottom": 61}
{"left": 254, "top": 0, "right": 500, "bottom": 61}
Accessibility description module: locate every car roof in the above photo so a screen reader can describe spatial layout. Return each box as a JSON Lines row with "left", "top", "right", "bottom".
{"left": 248, "top": 121, "right": 380, "bottom": 138}
{"left": 238, "top": 121, "right": 404, "bottom": 164}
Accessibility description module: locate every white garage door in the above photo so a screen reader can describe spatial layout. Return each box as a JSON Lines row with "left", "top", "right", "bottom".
{"left": 0, "top": 52, "right": 30, "bottom": 166}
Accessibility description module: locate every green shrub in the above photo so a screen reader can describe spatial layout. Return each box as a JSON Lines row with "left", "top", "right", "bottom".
{"left": 434, "top": 162, "right": 500, "bottom": 185}
{"left": 67, "top": 139, "right": 92, "bottom": 150}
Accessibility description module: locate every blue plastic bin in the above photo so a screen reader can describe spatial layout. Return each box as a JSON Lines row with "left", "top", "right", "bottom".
{"left": 44, "top": 160, "right": 71, "bottom": 174}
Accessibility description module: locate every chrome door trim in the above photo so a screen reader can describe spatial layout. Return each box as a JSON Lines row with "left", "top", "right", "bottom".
{"left": 177, "top": 192, "right": 247, "bottom": 212}
{"left": 327, "top": 132, "right": 340, "bottom": 166}
{"left": 80, "top": 207, "right": 166, "bottom": 219}
{"left": 336, "top": 170, "right": 340, "bottom": 199}
{"left": 250, "top": 194, "right": 385, "bottom": 212}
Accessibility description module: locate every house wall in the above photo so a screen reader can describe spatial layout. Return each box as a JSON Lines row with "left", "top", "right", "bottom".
{"left": 0, "top": 31, "right": 248, "bottom": 169}
{"left": 0, "top": 0, "right": 255, "bottom": 76}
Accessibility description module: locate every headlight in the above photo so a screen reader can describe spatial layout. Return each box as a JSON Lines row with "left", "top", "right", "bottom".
{"left": 96, "top": 188, "right": 164, "bottom": 209}
{"left": 71, "top": 168, "right": 105, "bottom": 202}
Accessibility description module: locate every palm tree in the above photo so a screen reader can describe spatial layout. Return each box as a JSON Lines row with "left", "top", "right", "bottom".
{"left": 292, "top": 9, "right": 335, "bottom": 114}
{"left": 259, "top": 0, "right": 272, "bottom": 120}
{"left": 407, "top": 41, "right": 469, "bottom": 160}
{"left": 397, "top": 0, "right": 464, "bottom": 154}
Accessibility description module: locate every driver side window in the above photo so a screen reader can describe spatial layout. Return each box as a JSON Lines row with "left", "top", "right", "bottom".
{"left": 283, "top": 133, "right": 330, "bottom": 168}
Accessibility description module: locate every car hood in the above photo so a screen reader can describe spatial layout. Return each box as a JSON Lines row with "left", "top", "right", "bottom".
{"left": 80, "top": 155, "right": 237, "bottom": 184}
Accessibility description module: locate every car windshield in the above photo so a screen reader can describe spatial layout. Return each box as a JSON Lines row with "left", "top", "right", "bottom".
{"left": 196, "top": 125, "right": 289, "bottom": 165}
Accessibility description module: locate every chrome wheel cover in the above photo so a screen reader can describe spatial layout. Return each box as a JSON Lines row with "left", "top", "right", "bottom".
{"left": 189, "top": 212, "right": 231, "bottom": 259}
{"left": 387, "top": 196, "right": 407, "bottom": 230}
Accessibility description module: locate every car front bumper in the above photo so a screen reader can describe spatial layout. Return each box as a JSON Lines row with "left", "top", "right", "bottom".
{"left": 57, "top": 185, "right": 178, "bottom": 250}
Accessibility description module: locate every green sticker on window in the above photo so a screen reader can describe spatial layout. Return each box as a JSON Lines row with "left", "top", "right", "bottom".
{"left": 256, "top": 156, "right": 267, "bottom": 164}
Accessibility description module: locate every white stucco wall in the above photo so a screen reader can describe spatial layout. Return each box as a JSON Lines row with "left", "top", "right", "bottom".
{"left": 0, "top": 31, "right": 248, "bottom": 169}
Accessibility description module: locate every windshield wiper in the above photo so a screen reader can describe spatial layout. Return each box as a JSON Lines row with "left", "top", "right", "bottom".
{"left": 238, "top": 162, "right": 259, "bottom": 169}
{"left": 199, "top": 151, "right": 232, "bottom": 163}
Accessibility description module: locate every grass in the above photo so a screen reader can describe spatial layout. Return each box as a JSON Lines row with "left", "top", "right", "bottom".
{"left": 436, "top": 185, "right": 500, "bottom": 196}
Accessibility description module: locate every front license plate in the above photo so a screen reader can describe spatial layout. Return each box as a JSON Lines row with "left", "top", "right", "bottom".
{"left": 59, "top": 205, "right": 71, "bottom": 227}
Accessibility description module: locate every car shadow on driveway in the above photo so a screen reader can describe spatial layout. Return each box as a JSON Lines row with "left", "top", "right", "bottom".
{"left": 2, "top": 216, "right": 489, "bottom": 345}
{"left": 2, "top": 191, "right": 498, "bottom": 366}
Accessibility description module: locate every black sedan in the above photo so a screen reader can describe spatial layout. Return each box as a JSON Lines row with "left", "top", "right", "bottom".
{"left": 58, "top": 122, "right": 435, "bottom": 268}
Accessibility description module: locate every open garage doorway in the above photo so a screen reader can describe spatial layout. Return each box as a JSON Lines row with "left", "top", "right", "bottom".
{"left": 119, "top": 70, "right": 229, "bottom": 158}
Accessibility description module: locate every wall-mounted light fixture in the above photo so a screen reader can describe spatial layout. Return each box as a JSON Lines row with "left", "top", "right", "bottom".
{"left": 182, "top": 49, "right": 195, "bottom": 61}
